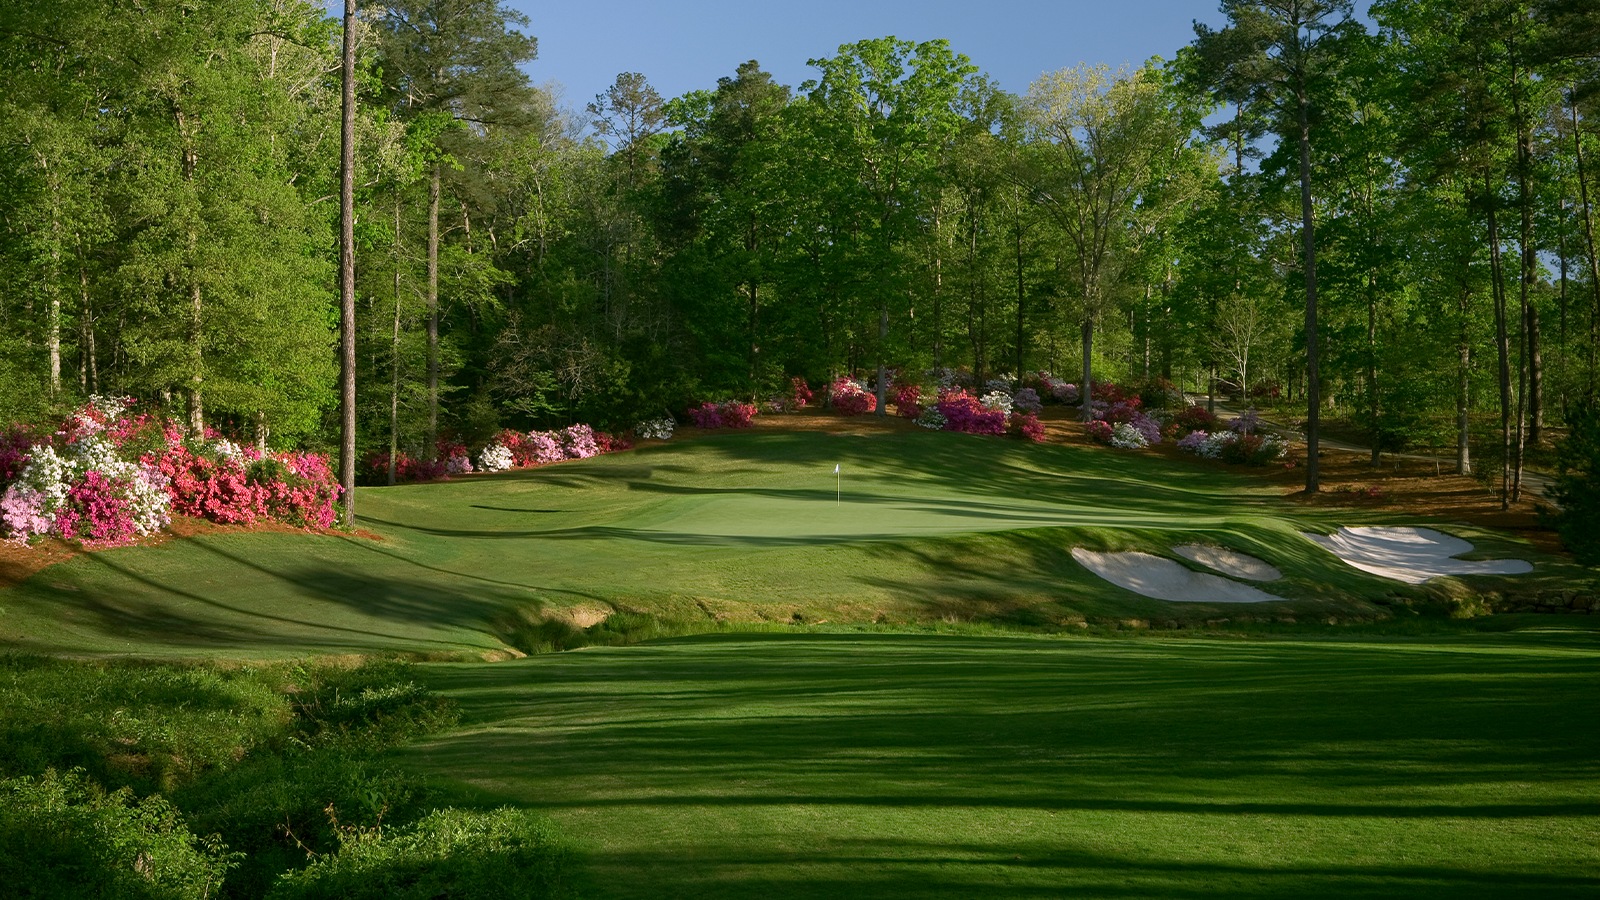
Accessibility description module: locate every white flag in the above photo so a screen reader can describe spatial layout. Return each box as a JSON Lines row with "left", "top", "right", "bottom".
{"left": 834, "top": 464, "right": 839, "bottom": 473}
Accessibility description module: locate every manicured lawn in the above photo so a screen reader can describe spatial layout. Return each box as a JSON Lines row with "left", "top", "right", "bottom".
{"left": 0, "top": 430, "right": 1570, "bottom": 656}
{"left": 402, "top": 630, "right": 1600, "bottom": 899}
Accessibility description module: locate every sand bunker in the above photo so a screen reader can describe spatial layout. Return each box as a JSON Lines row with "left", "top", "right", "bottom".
{"left": 1300, "top": 526, "right": 1533, "bottom": 585}
{"left": 1173, "top": 544, "right": 1281, "bottom": 581}
{"left": 1071, "top": 548, "right": 1286, "bottom": 604}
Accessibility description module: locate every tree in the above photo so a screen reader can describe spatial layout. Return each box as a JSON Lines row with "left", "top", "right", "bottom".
{"left": 1024, "top": 63, "right": 1192, "bottom": 420}
{"left": 803, "top": 37, "right": 977, "bottom": 413}
{"left": 340, "top": 0, "right": 359, "bottom": 524}
{"left": 1190, "top": 0, "right": 1364, "bottom": 491}
{"left": 374, "top": 0, "right": 537, "bottom": 452}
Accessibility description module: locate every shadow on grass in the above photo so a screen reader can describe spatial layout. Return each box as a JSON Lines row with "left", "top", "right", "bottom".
{"left": 402, "top": 633, "right": 1600, "bottom": 899}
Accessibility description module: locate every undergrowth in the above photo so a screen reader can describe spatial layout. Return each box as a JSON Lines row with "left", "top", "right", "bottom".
{"left": 0, "top": 655, "right": 573, "bottom": 900}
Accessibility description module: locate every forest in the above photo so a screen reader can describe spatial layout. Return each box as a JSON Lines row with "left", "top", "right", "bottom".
{"left": 2, "top": 0, "right": 1597, "bottom": 495}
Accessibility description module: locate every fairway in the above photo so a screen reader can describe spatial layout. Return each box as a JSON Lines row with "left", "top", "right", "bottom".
{"left": 402, "top": 630, "right": 1600, "bottom": 899}
{"left": 0, "top": 430, "right": 1568, "bottom": 657}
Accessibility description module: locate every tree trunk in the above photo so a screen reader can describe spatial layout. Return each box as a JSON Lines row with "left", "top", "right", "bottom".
{"left": 389, "top": 190, "right": 401, "bottom": 487}
{"left": 1512, "top": 80, "right": 1535, "bottom": 501}
{"left": 1015, "top": 222, "right": 1026, "bottom": 379}
{"left": 427, "top": 162, "right": 441, "bottom": 454}
{"left": 1079, "top": 316, "right": 1094, "bottom": 422}
{"left": 1297, "top": 73, "right": 1321, "bottom": 493}
{"left": 1368, "top": 270, "right": 1379, "bottom": 467}
{"left": 1486, "top": 170, "right": 1512, "bottom": 510}
{"left": 339, "top": 0, "right": 358, "bottom": 524}
{"left": 1571, "top": 89, "right": 1600, "bottom": 400}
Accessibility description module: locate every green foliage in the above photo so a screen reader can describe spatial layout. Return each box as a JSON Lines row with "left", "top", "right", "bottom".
{"left": 1548, "top": 402, "right": 1600, "bottom": 566}
{"left": 0, "top": 769, "right": 237, "bottom": 900}
{"left": 0, "top": 655, "right": 289, "bottom": 794}
{"left": 264, "top": 807, "right": 573, "bottom": 900}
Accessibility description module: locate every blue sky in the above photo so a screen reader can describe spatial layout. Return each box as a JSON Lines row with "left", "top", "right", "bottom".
{"left": 500, "top": 1, "right": 1249, "bottom": 111}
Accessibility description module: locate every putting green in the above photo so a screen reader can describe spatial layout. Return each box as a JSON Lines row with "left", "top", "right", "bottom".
{"left": 0, "top": 430, "right": 1566, "bottom": 656}
{"left": 402, "top": 630, "right": 1600, "bottom": 899}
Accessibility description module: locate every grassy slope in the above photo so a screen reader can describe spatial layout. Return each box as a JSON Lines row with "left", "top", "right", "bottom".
{"left": 402, "top": 630, "right": 1600, "bottom": 899}
{"left": 0, "top": 429, "right": 1580, "bottom": 657}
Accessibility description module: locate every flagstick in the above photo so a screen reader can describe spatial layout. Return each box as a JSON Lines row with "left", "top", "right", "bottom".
{"left": 837, "top": 467, "right": 840, "bottom": 507}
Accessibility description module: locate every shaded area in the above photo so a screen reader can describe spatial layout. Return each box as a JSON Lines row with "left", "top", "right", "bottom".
{"left": 401, "top": 633, "right": 1600, "bottom": 900}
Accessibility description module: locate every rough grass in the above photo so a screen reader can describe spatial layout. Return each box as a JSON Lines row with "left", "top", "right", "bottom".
{"left": 401, "top": 629, "right": 1600, "bottom": 900}
{"left": 1, "top": 430, "right": 1582, "bottom": 657}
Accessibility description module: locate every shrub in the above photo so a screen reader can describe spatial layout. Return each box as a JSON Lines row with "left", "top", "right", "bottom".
{"left": 1011, "top": 388, "right": 1043, "bottom": 413}
{"left": 1547, "top": 403, "right": 1600, "bottom": 566}
{"left": 935, "top": 390, "right": 1005, "bottom": 435}
{"left": 915, "top": 406, "right": 946, "bottom": 430}
{"left": 634, "top": 416, "right": 675, "bottom": 440}
{"left": 1086, "top": 420, "right": 1114, "bottom": 444}
{"left": 0, "top": 769, "right": 236, "bottom": 900}
{"left": 1110, "top": 422, "right": 1149, "bottom": 449}
{"left": 560, "top": 424, "right": 599, "bottom": 459}
{"left": 791, "top": 377, "right": 814, "bottom": 408}
{"left": 980, "top": 391, "right": 1014, "bottom": 414}
{"left": 1229, "top": 407, "right": 1265, "bottom": 435}
{"left": 688, "top": 401, "right": 755, "bottom": 429}
{"left": 829, "top": 378, "right": 877, "bottom": 416}
{"left": 593, "top": 432, "right": 632, "bottom": 453}
{"left": 1176, "top": 429, "right": 1286, "bottom": 466}
{"left": 1008, "top": 412, "right": 1045, "bottom": 443}
{"left": 892, "top": 383, "right": 922, "bottom": 418}
{"left": 1170, "top": 405, "right": 1217, "bottom": 438}
{"left": 478, "top": 444, "right": 514, "bottom": 472}
{"left": 264, "top": 807, "right": 573, "bottom": 900}
{"left": 1053, "top": 382, "right": 1079, "bottom": 404}
{"left": 0, "top": 426, "right": 31, "bottom": 489}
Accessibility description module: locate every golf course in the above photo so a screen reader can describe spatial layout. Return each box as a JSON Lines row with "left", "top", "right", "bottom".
{"left": 3, "top": 423, "right": 1597, "bottom": 898}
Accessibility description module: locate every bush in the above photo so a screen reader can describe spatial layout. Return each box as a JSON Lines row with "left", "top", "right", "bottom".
{"left": 791, "top": 377, "right": 814, "bottom": 409}
{"left": 633, "top": 416, "right": 675, "bottom": 440}
{"left": 264, "top": 808, "right": 573, "bottom": 900}
{"left": 1011, "top": 388, "right": 1043, "bottom": 413}
{"left": 980, "top": 391, "right": 1014, "bottom": 414}
{"left": 0, "top": 769, "right": 236, "bottom": 900}
{"left": 892, "top": 383, "right": 922, "bottom": 418}
{"left": 1008, "top": 412, "right": 1044, "bottom": 443}
{"left": 1170, "top": 405, "right": 1217, "bottom": 438}
{"left": 688, "top": 401, "right": 755, "bottom": 428}
{"left": 935, "top": 390, "right": 1005, "bottom": 435}
{"left": 829, "top": 378, "right": 877, "bottom": 416}
{"left": 1548, "top": 403, "right": 1600, "bottom": 566}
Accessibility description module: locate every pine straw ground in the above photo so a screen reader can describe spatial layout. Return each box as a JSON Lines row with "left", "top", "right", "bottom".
{"left": 0, "top": 404, "right": 1570, "bottom": 592}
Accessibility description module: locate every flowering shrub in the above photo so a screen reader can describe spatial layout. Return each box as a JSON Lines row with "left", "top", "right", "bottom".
{"left": 983, "top": 376, "right": 1015, "bottom": 395}
{"left": 892, "top": 383, "right": 922, "bottom": 418}
{"left": 635, "top": 417, "right": 675, "bottom": 440}
{"left": 1054, "top": 382, "right": 1080, "bottom": 404}
{"left": 916, "top": 406, "right": 947, "bottom": 430}
{"left": 1009, "top": 412, "right": 1045, "bottom": 443}
{"left": 935, "top": 390, "right": 1006, "bottom": 436}
{"left": 1011, "top": 388, "right": 1043, "bottom": 413}
{"left": 594, "top": 432, "right": 632, "bottom": 453}
{"left": 980, "top": 391, "right": 1014, "bottom": 414}
{"left": 525, "top": 432, "right": 565, "bottom": 464}
{"left": 689, "top": 400, "right": 756, "bottom": 429}
{"left": 1229, "top": 407, "right": 1265, "bottom": 435}
{"left": 1175, "top": 429, "right": 1287, "bottom": 466}
{"left": 1110, "top": 422, "right": 1149, "bottom": 449}
{"left": 3, "top": 428, "right": 173, "bottom": 545}
{"left": 562, "top": 424, "right": 600, "bottom": 459}
{"left": 1170, "top": 405, "right": 1217, "bottom": 438}
{"left": 1086, "top": 420, "right": 1114, "bottom": 443}
{"left": 791, "top": 377, "right": 814, "bottom": 408}
{"left": 1089, "top": 400, "right": 1161, "bottom": 447}
{"left": 437, "top": 439, "right": 473, "bottom": 475}
{"left": 478, "top": 443, "right": 514, "bottom": 472}
{"left": 925, "top": 367, "right": 964, "bottom": 391}
{"left": 0, "top": 426, "right": 35, "bottom": 488}
{"left": 829, "top": 378, "right": 877, "bottom": 416}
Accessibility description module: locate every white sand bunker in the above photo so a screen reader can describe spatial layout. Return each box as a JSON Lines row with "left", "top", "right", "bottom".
{"left": 1301, "top": 526, "right": 1533, "bottom": 585}
{"left": 1173, "top": 544, "right": 1281, "bottom": 581}
{"left": 1071, "top": 548, "right": 1286, "bottom": 604}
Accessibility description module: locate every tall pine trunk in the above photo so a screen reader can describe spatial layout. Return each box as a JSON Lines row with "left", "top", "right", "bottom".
{"left": 427, "top": 162, "right": 440, "bottom": 454}
{"left": 338, "top": 0, "right": 358, "bottom": 525}
{"left": 1296, "top": 70, "right": 1321, "bottom": 493}
{"left": 1486, "top": 170, "right": 1512, "bottom": 510}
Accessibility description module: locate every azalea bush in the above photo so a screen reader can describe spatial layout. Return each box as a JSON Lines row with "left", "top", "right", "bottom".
{"left": 1085, "top": 399, "right": 1161, "bottom": 448}
{"left": 791, "top": 377, "right": 814, "bottom": 409}
{"left": 478, "top": 443, "right": 515, "bottom": 472}
{"left": 935, "top": 390, "right": 1006, "bottom": 436}
{"left": 689, "top": 400, "right": 756, "bottom": 429}
{"left": 915, "top": 406, "right": 947, "bottom": 430}
{"left": 2, "top": 396, "right": 340, "bottom": 544}
{"left": 829, "top": 378, "right": 877, "bottom": 416}
{"left": 892, "top": 383, "right": 922, "bottom": 418}
{"left": 1175, "top": 425, "right": 1288, "bottom": 467}
{"left": 980, "top": 391, "right": 1014, "bottom": 414}
{"left": 634, "top": 416, "right": 675, "bottom": 440}
{"left": 1169, "top": 405, "right": 1218, "bottom": 439}
{"left": 1009, "top": 411, "right": 1045, "bottom": 443}
{"left": 1011, "top": 387, "right": 1043, "bottom": 414}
